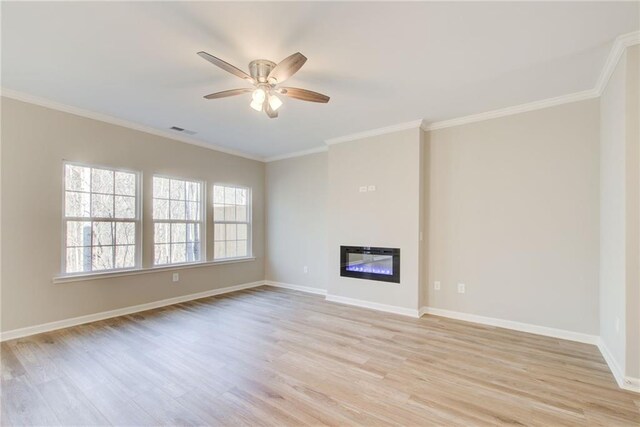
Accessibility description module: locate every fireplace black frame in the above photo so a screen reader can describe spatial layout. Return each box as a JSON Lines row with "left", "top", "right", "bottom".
{"left": 340, "top": 246, "right": 400, "bottom": 283}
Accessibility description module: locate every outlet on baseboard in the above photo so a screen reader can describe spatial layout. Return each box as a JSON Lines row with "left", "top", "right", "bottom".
{"left": 172, "top": 273, "right": 179, "bottom": 282}
{"left": 434, "top": 281, "right": 441, "bottom": 290}
{"left": 457, "top": 283, "right": 466, "bottom": 294}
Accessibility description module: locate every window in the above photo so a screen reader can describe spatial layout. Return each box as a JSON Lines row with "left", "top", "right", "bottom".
{"left": 213, "top": 185, "right": 251, "bottom": 260}
{"left": 153, "top": 176, "right": 203, "bottom": 265}
{"left": 63, "top": 163, "right": 140, "bottom": 274}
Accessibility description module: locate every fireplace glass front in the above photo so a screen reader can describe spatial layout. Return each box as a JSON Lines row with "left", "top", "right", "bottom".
{"left": 340, "top": 246, "right": 400, "bottom": 283}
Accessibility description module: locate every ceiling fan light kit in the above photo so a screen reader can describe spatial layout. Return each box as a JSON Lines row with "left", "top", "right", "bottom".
{"left": 198, "top": 51, "right": 330, "bottom": 118}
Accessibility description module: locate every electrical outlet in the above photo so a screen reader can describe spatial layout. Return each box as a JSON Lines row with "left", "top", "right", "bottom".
{"left": 368, "top": 185, "right": 376, "bottom": 192}
{"left": 303, "top": 266, "right": 308, "bottom": 274}
{"left": 172, "top": 273, "right": 179, "bottom": 282}
{"left": 615, "top": 318, "right": 620, "bottom": 333}
{"left": 359, "top": 186, "right": 368, "bottom": 193}
{"left": 434, "top": 281, "right": 441, "bottom": 290}
{"left": 457, "top": 283, "right": 465, "bottom": 294}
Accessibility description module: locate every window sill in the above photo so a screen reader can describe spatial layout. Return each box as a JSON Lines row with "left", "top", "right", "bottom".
{"left": 52, "top": 257, "right": 256, "bottom": 284}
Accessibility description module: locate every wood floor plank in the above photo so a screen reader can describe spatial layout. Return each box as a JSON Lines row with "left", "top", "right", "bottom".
{"left": 2, "top": 286, "right": 639, "bottom": 426}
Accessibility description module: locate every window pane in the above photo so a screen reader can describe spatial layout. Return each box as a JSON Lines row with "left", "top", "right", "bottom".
{"left": 186, "top": 243, "right": 200, "bottom": 262}
{"left": 213, "top": 204, "right": 225, "bottom": 221}
{"left": 214, "top": 241, "right": 226, "bottom": 259}
{"left": 154, "top": 223, "right": 170, "bottom": 244}
{"left": 153, "top": 177, "right": 170, "bottom": 199}
{"left": 236, "top": 205, "right": 247, "bottom": 222}
{"left": 225, "top": 241, "right": 237, "bottom": 258}
{"left": 65, "top": 191, "right": 91, "bottom": 218}
{"left": 214, "top": 186, "right": 225, "bottom": 204}
{"left": 170, "top": 200, "right": 186, "bottom": 220}
{"left": 67, "top": 221, "right": 91, "bottom": 247}
{"left": 237, "top": 224, "right": 247, "bottom": 240}
{"left": 224, "top": 205, "right": 235, "bottom": 221}
{"left": 65, "top": 165, "right": 90, "bottom": 192}
{"left": 186, "top": 182, "right": 200, "bottom": 201}
{"left": 91, "top": 194, "right": 114, "bottom": 218}
{"left": 171, "top": 243, "right": 186, "bottom": 264}
{"left": 224, "top": 187, "right": 236, "bottom": 204}
{"left": 66, "top": 247, "right": 92, "bottom": 273}
{"left": 115, "top": 196, "right": 136, "bottom": 219}
{"left": 91, "top": 168, "right": 114, "bottom": 194}
{"left": 186, "top": 223, "right": 200, "bottom": 243}
{"left": 186, "top": 202, "right": 200, "bottom": 221}
{"left": 170, "top": 179, "right": 185, "bottom": 200}
{"left": 236, "top": 240, "right": 247, "bottom": 257}
{"left": 154, "top": 244, "right": 170, "bottom": 265}
{"left": 236, "top": 188, "right": 247, "bottom": 205}
{"left": 115, "top": 172, "right": 136, "bottom": 196}
{"left": 115, "top": 245, "right": 135, "bottom": 269}
{"left": 214, "top": 223, "right": 225, "bottom": 241}
{"left": 226, "top": 224, "right": 237, "bottom": 240}
{"left": 93, "top": 222, "right": 115, "bottom": 246}
{"left": 171, "top": 223, "right": 186, "bottom": 243}
{"left": 153, "top": 198, "right": 169, "bottom": 220}
{"left": 92, "top": 246, "right": 114, "bottom": 270}
{"left": 116, "top": 222, "right": 136, "bottom": 245}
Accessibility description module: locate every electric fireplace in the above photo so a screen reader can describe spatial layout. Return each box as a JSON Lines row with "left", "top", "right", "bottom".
{"left": 340, "top": 246, "right": 400, "bottom": 283}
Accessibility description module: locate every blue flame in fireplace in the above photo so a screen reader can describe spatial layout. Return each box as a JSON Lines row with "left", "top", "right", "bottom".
{"left": 346, "top": 265, "right": 392, "bottom": 275}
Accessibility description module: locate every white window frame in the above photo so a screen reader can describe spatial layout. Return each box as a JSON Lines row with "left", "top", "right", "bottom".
{"left": 213, "top": 184, "right": 252, "bottom": 260}
{"left": 61, "top": 161, "right": 143, "bottom": 276}
{"left": 152, "top": 174, "right": 206, "bottom": 266}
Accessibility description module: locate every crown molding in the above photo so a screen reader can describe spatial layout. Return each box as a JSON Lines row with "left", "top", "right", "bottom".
{"left": 264, "top": 145, "right": 328, "bottom": 162}
{"left": 595, "top": 30, "right": 640, "bottom": 96}
{"left": 422, "top": 89, "right": 598, "bottom": 131}
{"left": 0, "top": 88, "right": 265, "bottom": 162}
{"left": 324, "top": 119, "right": 424, "bottom": 145}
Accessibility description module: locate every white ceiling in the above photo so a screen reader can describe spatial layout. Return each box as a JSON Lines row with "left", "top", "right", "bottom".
{"left": 2, "top": 2, "right": 638, "bottom": 159}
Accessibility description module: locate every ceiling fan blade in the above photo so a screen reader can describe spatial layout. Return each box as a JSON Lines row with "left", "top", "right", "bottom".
{"left": 197, "top": 51, "right": 255, "bottom": 83}
{"left": 267, "top": 52, "right": 307, "bottom": 84}
{"left": 279, "top": 87, "right": 330, "bottom": 103}
{"left": 265, "top": 101, "right": 279, "bottom": 119}
{"left": 203, "top": 88, "right": 253, "bottom": 100}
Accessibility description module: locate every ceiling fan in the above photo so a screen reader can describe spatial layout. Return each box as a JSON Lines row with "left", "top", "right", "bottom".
{"left": 197, "top": 51, "right": 330, "bottom": 118}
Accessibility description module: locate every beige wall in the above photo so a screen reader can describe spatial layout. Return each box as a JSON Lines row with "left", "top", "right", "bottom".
{"left": 265, "top": 152, "right": 328, "bottom": 289}
{"left": 327, "top": 128, "right": 422, "bottom": 310}
{"left": 625, "top": 45, "right": 639, "bottom": 379}
{"left": 424, "top": 99, "right": 601, "bottom": 334}
{"left": 1, "top": 97, "right": 265, "bottom": 332}
{"left": 600, "top": 51, "right": 629, "bottom": 372}
{"left": 600, "top": 45, "right": 640, "bottom": 379}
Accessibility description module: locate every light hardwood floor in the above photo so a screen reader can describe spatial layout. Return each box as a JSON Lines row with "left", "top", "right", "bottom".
{"left": 1, "top": 286, "right": 639, "bottom": 426}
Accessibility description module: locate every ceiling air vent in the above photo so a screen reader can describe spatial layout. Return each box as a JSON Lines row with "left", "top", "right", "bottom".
{"left": 169, "top": 126, "right": 197, "bottom": 135}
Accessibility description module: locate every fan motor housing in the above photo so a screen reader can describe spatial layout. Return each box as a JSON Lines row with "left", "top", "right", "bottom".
{"left": 249, "top": 59, "right": 277, "bottom": 83}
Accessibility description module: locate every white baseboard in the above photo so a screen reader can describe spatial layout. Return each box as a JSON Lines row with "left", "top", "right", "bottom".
{"left": 326, "top": 294, "right": 420, "bottom": 318}
{"left": 264, "top": 281, "right": 328, "bottom": 296}
{"left": 598, "top": 339, "right": 640, "bottom": 393}
{"left": 0, "top": 280, "right": 265, "bottom": 342}
{"left": 420, "top": 307, "right": 599, "bottom": 345}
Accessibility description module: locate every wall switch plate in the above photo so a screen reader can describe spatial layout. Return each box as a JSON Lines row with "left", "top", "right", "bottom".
{"left": 434, "top": 281, "right": 441, "bottom": 290}
{"left": 457, "top": 283, "right": 465, "bottom": 294}
{"left": 615, "top": 318, "right": 620, "bottom": 333}
{"left": 368, "top": 185, "right": 376, "bottom": 192}
{"left": 303, "top": 266, "right": 308, "bottom": 274}
{"left": 359, "top": 186, "right": 368, "bottom": 193}
{"left": 172, "top": 273, "right": 179, "bottom": 282}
